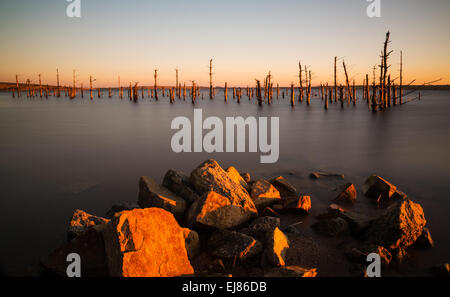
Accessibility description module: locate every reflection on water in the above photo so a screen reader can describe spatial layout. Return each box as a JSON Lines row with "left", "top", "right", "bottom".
{"left": 0, "top": 90, "right": 449, "bottom": 275}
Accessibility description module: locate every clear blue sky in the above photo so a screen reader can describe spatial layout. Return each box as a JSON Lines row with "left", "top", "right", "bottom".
{"left": 0, "top": 0, "right": 449, "bottom": 86}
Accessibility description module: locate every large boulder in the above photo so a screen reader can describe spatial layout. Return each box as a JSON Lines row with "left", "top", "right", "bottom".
{"left": 187, "top": 190, "right": 257, "bottom": 229}
{"left": 138, "top": 176, "right": 186, "bottom": 218}
{"left": 281, "top": 195, "right": 311, "bottom": 213}
{"left": 336, "top": 210, "right": 372, "bottom": 236}
{"left": 189, "top": 160, "right": 257, "bottom": 217}
{"left": 361, "top": 199, "right": 426, "bottom": 249}
{"left": 363, "top": 175, "right": 400, "bottom": 200}
{"left": 68, "top": 209, "right": 109, "bottom": 239}
{"left": 226, "top": 166, "right": 249, "bottom": 191}
{"left": 262, "top": 227, "right": 289, "bottom": 267}
{"left": 264, "top": 266, "right": 317, "bottom": 277}
{"left": 250, "top": 179, "right": 281, "bottom": 209}
{"left": 334, "top": 183, "right": 357, "bottom": 204}
{"left": 162, "top": 169, "right": 200, "bottom": 204}
{"left": 207, "top": 230, "right": 263, "bottom": 262}
{"left": 41, "top": 225, "right": 108, "bottom": 277}
{"left": 240, "top": 216, "right": 280, "bottom": 241}
{"left": 312, "top": 217, "right": 349, "bottom": 237}
{"left": 269, "top": 176, "right": 298, "bottom": 198}
{"left": 102, "top": 208, "right": 194, "bottom": 277}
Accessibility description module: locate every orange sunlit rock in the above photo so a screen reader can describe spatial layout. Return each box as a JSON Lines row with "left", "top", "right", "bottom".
{"left": 250, "top": 179, "right": 281, "bottom": 209}
{"left": 102, "top": 208, "right": 194, "bottom": 277}
{"left": 68, "top": 209, "right": 109, "bottom": 239}
{"left": 187, "top": 190, "right": 257, "bottom": 229}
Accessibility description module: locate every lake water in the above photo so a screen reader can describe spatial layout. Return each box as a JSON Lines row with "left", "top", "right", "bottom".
{"left": 0, "top": 89, "right": 449, "bottom": 276}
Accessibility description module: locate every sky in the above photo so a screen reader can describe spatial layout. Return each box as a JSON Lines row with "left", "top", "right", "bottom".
{"left": 0, "top": 0, "right": 449, "bottom": 87}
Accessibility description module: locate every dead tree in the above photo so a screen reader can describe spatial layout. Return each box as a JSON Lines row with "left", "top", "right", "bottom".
{"left": 334, "top": 56, "right": 337, "bottom": 102}
{"left": 290, "top": 83, "right": 295, "bottom": 107}
{"left": 342, "top": 60, "right": 353, "bottom": 103}
{"left": 224, "top": 82, "right": 228, "bottom": 102}
{"left": 209, "top": 59, "right": 214, "bottom": 99}
{"left": 154, "top": 69, "right": 159, "bottom": 100}
{"left": 56, "top": 69, "right": 60, "bottom": 97}
{"left": 399, "top": 51, "right": 403, "bottom": 104}
{"left": 256, "top": 80, "right": 262, "bottom": 106}
{"left": 39, "top": 74, "right": 43, "bottom": 98}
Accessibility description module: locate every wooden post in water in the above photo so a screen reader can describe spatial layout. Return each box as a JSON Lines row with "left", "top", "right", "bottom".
{"left": 224, "top": 82, "right": 228, "bottom": 102}
{"left": 89, "top": 76, "right": 94, "bottom": 100}
{"left": 256, "top": 80, "right": 262, "bottom": 106}
{"left": 399, "top": 51, "right": 403, "bottom": 105}
{"left": 298, "top": 61, "right": 303, "bottom": 102}
{"left": 56, "top": 69, "right": 60, "bottom": 97}
{"left": 81, "top": 83, "right": 84, "bottom": 98}
{"left": 334, "top": 56, "right": 337, "bottom": 102}
{"left": 209, "top": 59, "right": 214, "bottom": 99}
{"left": 290, "top": 83, "right": 295, "bottom": 107}
{"left": 175, "top": 67, "right": 179, "bottom": 98}
{"left": 307, "top": 71, "right": 311, "bottom": 105}
{"left": 154, "top": 69, "right": 158, "bottom": 101}
{"left": 15, "top": 75, "right": 20, "bottom": 98}
{"left": 342, "top": 60, "right": 353, "bottom": 103}
{"left": 39, "top": 74, "right": 42, "bottom": 98}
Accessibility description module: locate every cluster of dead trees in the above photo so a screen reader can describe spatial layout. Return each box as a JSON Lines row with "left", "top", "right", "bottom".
{"left": 10, "top": 32, "right": 438, "bottom": 109}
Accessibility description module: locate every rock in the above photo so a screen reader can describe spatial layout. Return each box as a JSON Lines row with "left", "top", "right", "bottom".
{"left": 361, "top": 199, "right": 426, "bottom": 249}
{"left": 431, "top": 263, "right": 450, "bottom": 276}
{"left": 187, "top": 190, "right": 257, "bottom": 229}
{"left": 264, "top": 266, "right": 317, "bottom": 277}
{"left": 41, "top": 225, "right": 108, "bottom": 276}
{"left": 241, "top": 216, "right": 280, "bottom": 241}
{"left": 415, "top": 227, "right": 434, "bottom": 248}
{"left": 283, "top": 223, "right": 302, "bottom": 237}
{"left": 269, "top": 176, "right": 298, "bottom": 198}
{"left": 345, "top": 244, "right": 392, "bottom": 265}
{"left": 207, "top": 230, "right": 263, "bottom": 262}
{"left": 105, "top": 202, "right": 140, "bottom": 219}
{"left": 102, "top": 208, "right": 194, "bottom": 277}
{"left": 262, "top": 227, "right": 289, "bottom": 266}
{"left": 182, "top": 228, "right": 201, "bottom": 260}
{"left": 190, "top": 160, "right": 254, "bottom": 207}
{"left": 162, "top": 169, "right": 200, "bottom": 204}
{"left": 282, "top": 196, "right": 311, "bottom": 213}
{"left": 336, "top": 210, "right": 372, "bottom": 235}
{"left": 334, "top": 183, "right": 357, "bottom": 204}
{"left": 241, "top": 172, "right": 251, "bottom": 184}
{"left": 363, "top": 175, "right": 398, "bottom": 200}
{"left": 138, "top": 176, "right": 186, "bottom": 218}
{"left": 226, "top": 166, "right": 249, "bottom": 191}
{"left": 312, "top": 217, "right": 349, "bottom": 237}
{"left": 68, "top": 209, "right": 109, "bottom": 240}
{"left": 250, "top": 179, "right": 281, "bottom": 209}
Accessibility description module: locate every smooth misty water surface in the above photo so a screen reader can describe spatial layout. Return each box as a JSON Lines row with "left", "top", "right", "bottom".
{"left": 0, "top": 89, "right": 449, "bottom": 276}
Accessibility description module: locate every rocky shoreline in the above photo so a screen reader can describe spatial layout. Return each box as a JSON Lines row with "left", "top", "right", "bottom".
{"left": 40, "top": 159, "right": 449, "bottom": 277}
